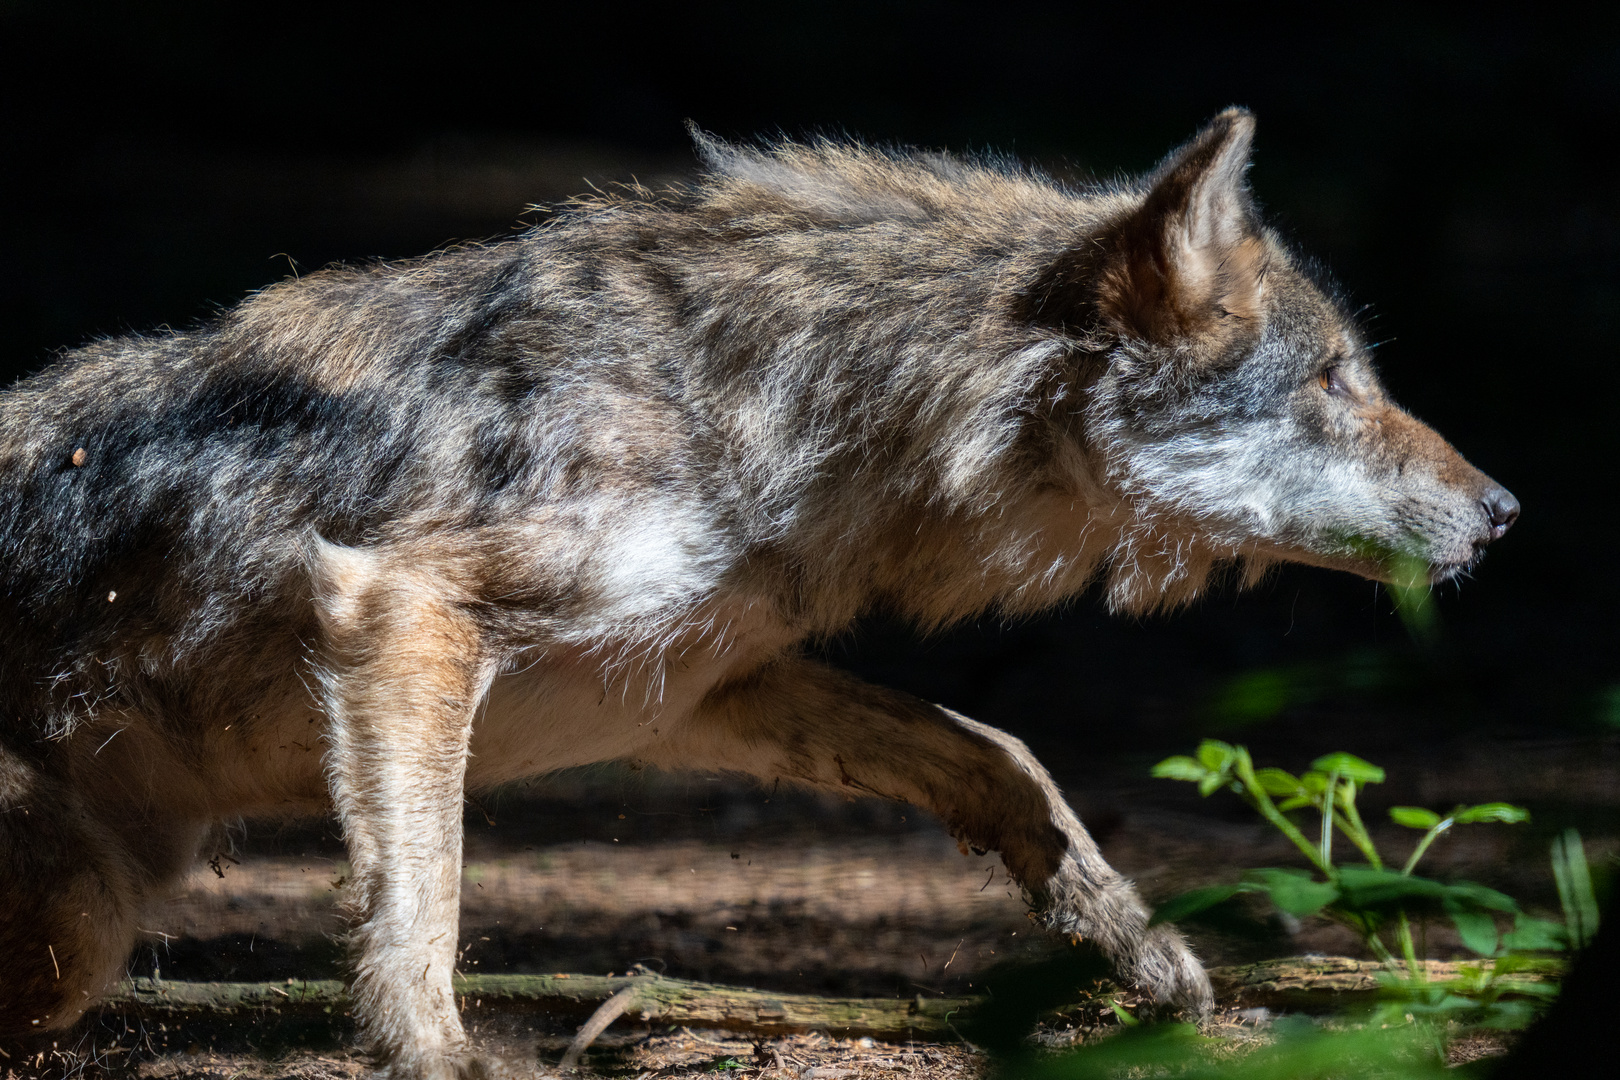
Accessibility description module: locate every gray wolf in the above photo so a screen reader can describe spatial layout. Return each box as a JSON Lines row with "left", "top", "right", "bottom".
{"left": 0, "top": 109, "right": 1517, "bottom": 1076}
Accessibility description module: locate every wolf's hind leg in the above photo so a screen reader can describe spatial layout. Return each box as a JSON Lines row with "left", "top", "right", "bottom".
{"left": 664, "top": 659, "right": 1213, "bottom": 1015}
{"left": 310, "top": 544, "right": 495, "bottom": 1080}
{"left": 0, "top": 754, "right": 175, "bottom": 1041}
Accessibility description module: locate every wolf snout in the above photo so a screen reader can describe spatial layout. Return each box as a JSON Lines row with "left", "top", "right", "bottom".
{"left": 1480, "top": 484, "right": 1520, "bottom": 542}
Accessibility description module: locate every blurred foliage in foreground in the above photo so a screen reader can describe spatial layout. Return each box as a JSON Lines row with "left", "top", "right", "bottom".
{"left": 1150, "top": 740, "right": 1590, "bottom": 1032}
{"left": 985, "top": 743, "right": 1602, "bottom": 1078}
{"left": 1015, "top": 1018, "right": 1457, "bottom": 1079}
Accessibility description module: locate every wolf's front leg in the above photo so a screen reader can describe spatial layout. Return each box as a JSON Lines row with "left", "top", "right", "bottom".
{"left": 666, "top": 658, "right": 1212, "bottom": 1015}
{"left": 310, "top": 544, "right": 496, "bottom": 1079}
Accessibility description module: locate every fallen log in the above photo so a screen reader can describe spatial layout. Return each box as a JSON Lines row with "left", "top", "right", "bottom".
{"left": 1208, "top": 956, "right": 1543, "bottom": 1010}
{"left": 101, "top": 957, "right": 1555, "bottom": 1041}
{"left": 109, "top": 971, "right": 976, "bottom": 1039}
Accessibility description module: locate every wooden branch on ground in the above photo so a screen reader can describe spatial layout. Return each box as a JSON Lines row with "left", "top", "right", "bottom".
{"left": 102, "top": 957, "right": 1554, "bottom": 1041}
{"left": 1208, "top": 956, "right": 1552, "bottom": 1009}
{"left": 108, "top": 971, "right": 976, "bottom": 1039}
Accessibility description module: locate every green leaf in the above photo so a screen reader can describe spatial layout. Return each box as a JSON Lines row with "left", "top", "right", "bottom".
{"left": 1020, "top": 1022, "right": 1209, "bottom": 1076}
{"left": 1441, "top": 880, "right": 1520, "bottom": 913}
{"left": 1336, "top": 866, "right": 1446, "bottom": 908}
{"left": 1308, "top": 752, "right": 1385, "bottom": 784}
{"left": 1597, "top": 684, "right": 1620, "bottom": 731}
{"left": 1108, "top": 1000, "right": 1140, "bottom": 1026}
{"left": 1209, "top": 669, "right": 1295, "bottom": 727}
{"left": 1196, "top": 739, "right": 1238, "bottom": 772}
{"left": 1447, "top": 904, "right": 1501, "bottom": 957}
{"left": 1335, "top": 867, "right": 1518, "bottom": 916}
{"left": 1150, "top": 756, "right": 1206, "bottom": 782}
{"left": 1551, "top": 828, "right": 1600, "bottom": 950}
{"left": 1277, "top": 795, "right": 1312, "bottom": 811}
{"left": 1197, "top": 772, "right": 1227, "bottom": 797}
{"left": 1385, "top": 550, "right": 1442, "bottom": 646}
{"left": 1389, "top": 806, "right": 1442, "bottom": 829}
{"left": 1453, "top": 802, "right": 1530, "bottom": 824}
{"left": 1244, "top": 868, "right": 1340, "bottom": 917}
{"left": 1499, "top": 914, "right": 1568, "bottom": 952}
{"left": 1149, "top": 884, "right": 1252, "bottom": 926}
{"left": 1252, "top": 767, "right": 1301, "bottom": 796}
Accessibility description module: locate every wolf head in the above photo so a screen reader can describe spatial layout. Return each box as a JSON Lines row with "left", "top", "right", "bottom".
{"left": 1044, "top": 109, "right": 1517, "bottom": 602}
{"left": 680, "top": 118, "right": 1511, "bottom": 619}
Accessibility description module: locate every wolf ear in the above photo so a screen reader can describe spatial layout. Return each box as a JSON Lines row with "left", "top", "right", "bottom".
{"left": 1044, "top": 109, "right": 1265, "bottom": 358}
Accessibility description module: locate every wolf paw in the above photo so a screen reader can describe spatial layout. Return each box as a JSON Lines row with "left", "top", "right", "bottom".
{"left": 1124, "top": 925, "right": 1215, "bottom": 1019}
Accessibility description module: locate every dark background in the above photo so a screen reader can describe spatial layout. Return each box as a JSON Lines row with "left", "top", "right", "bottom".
{"left": 3, "top": 3, "right": 1616, "bottom": 845}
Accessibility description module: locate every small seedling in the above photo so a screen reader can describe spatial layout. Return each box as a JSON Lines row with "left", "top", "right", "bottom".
{"left": 1151, "top": 740, "right": 1595, "bottom": 1028}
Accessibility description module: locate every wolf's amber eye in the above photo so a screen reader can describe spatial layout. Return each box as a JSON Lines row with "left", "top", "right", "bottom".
{"left": 1318, "top": 366, "right": 1349, "bottom": 396}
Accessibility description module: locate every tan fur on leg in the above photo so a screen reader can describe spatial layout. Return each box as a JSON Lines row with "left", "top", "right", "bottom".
{"left": 309, "top": 540, "right": 496, "bottom": 1079}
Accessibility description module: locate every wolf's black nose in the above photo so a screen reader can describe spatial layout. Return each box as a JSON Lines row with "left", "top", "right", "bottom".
{"left": 1482, "top": 486, "right": 1519, "bottom": 540}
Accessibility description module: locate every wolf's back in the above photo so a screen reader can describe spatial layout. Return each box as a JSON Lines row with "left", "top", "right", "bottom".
{"left": 0, "top": 242, "right": 594, "bottom": 727}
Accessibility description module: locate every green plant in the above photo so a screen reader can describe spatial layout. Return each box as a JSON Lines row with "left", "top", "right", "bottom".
{"left": 1019, "top": 1016, "right": 1457, "bottom": 1080}
{"left": 1151, "top": 741, "right": 1593, "bottom": 1028}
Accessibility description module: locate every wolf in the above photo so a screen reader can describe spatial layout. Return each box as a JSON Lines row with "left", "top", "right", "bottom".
{"left": 0, "top": 108, "right": 1516, "bottom": 1076}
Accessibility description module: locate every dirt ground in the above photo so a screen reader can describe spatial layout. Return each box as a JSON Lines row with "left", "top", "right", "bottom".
{"left": 8, "top": 736, "right": 1613, "bottom": 1079}
{"left": 139, "top": 737, "right": 1619, "bottom": 994}
{"left": 92, "top": 1030, "right": 990, "bottom": 1080}
{"left": 9, "top": 996, "right": 1512, "bottom": 1079}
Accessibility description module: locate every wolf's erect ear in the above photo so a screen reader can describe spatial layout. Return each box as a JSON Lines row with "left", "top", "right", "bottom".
{"left": 1095, "top": 109, "right": 1267, "bottom": 356}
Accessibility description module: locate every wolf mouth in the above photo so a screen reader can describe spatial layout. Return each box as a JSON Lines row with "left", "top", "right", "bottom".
{"left": 1428, "top": 553, "right": 1482, "bottom": 584}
